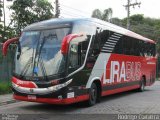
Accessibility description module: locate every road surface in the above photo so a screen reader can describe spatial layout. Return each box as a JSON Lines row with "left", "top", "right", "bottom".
{"left": 0, "top": 81, "right": 160, "bottom": 120}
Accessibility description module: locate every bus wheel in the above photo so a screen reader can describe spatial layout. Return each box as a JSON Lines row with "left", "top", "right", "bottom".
{"left": 87, "top": 83, "right": 97, "bottom": 106}
{"left": 139, "top": 78, "right": 145, "bottom": 92}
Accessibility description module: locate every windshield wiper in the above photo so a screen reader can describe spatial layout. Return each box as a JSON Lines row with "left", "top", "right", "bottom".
{"left": 39, "top": 56, "right": 47, "bottom": 80}
{"left": 32, "top": 34, "right": 57, "bottom": 79}
{"left": 32, "top": 36, "right": 48, "bottom": 79}
{"left": 20, "top": 57, "right": 33, "bottom": 77}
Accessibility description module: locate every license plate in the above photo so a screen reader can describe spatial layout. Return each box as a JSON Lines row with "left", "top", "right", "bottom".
{"left": 28, "top": 95, "right": 36, "bottom": 100}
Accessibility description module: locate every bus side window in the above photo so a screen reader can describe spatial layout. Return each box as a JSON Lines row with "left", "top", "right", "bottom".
{"left": 68, "top": 43, "right": 79, "bottom": 70}
{"left": 81, "top": 39, "right": 90, "bottom": 64}
{"left": 99, "top": 29, "right": 109, "bottom": 48}
{"left": 68, "top": 36, "right": 90, "bottom": 73}
{"left": 123, "top": 37, "right": 128, "bottom": 55}
{"left": 114, "top": 37, "right": 123, "bottom": 54}
{"left": 152, "top": 44, "right": 156, "bottom": 57}
{"left": 139, "top": 41, "right": 144, "bottom": 57}
{"left": 86, "top": 30, "right": 101, "bottom": 68}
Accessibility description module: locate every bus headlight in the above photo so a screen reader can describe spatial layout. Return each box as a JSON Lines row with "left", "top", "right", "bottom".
{"left": 49, "top": 79, "right": 72, "bottom": 92}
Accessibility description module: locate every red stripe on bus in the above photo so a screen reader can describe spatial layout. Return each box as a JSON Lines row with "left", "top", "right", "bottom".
{"left": 61, "top": 34, "right": 83, "bottom": 54}
{"left": 13, "top": 94, "right": 89, "bottom": 105}
{"left": 102, "top": 85, "right": 140, "bottom": 96}
{"left": 12, "top": 77, "right": 37, "bottom": 88}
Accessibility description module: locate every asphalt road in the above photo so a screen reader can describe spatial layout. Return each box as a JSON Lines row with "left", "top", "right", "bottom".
{"left": 0, "top": 81, "right": 160, "bottom": 120}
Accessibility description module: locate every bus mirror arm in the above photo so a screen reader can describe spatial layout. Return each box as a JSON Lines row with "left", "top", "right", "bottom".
{"left": 2, "top": 37, "right": 19, "bottom": 56}
{"left": 61, "top": 34, "right": 83, "bottom": 54}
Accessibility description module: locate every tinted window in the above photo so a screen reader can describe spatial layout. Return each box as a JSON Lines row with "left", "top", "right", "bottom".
{"left": 91, "top": 28, "right": 156, "bottom": 57}
{"left": 68, "top": 23, "right": 96, "bottom": 72}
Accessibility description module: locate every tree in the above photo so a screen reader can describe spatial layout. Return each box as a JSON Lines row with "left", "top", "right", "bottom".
{"left": 130, "top": 14, "right": 144, "bottom": 25}
{"left": 121, "top": 14, "right": 144, "bottom": 26}
{"left": 102, "top": 8, "right": 113, "bottom": 22}
{"left": 91, "top": 9, "right": 102, "bottom": 19}
{"left": 111, "top": 17, "right": 123, "bottom": 26}
{"left": 113, "top": 14, "right": 160, "bottom": 54}
{"left": 91, "top": 8, "right": 113, "bottom": 22}
{"left": 0, "top": 24, "right": 16, "bottom": 42}
{"left": 0, "top": 1, "right": 3, "bottom": 20}
{"left": 0, "top": 24, "right": 3, "bottom": 40}
{"left": 0, "top": 1, "right": 3, "bottom": 39}
{"left": 10, "top": 0, "right": 54, "bottom": 35}
{"left": 33, "top": 0, "right": 53, "bottom": 21}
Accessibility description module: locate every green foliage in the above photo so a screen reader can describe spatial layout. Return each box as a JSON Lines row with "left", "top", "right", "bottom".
{"left": 112, "top": 14, "right": 160, "bottom": 54}
{"left": 10, "top": 0, "right": 54, "bottom": 34}
{"left": 0, "top": 2, "right": 3, "bottom": 8}
{"left": 0, "top": 1, "right": 3, "bottom": 21}
{"left": 0, "top": 2, "right": 3, "bottom": 15}
{"left": 92, "top": 9, "right": 102, "bottom": 19}
{"left": 92, "top": 8, "right": 160, "bottom": 54}
{"left": 0, "top": 82, "right": 12, "bottom": 95}
{"left": 0, "top": 24, "right": 3, "bottom": 37}
{"left": 116, "top": 14, "right": 160, "bottom": 41}
{"left": 102, "top": 8, "right": 113, "bottom": 22}
{"left": 130, "top": 14, "right": 144, "bottom": 25}
{"left": 4, "top": 27, "right": 16, "bottom": 40}
{"left": 92, "top": 8, "right": 113, "bottom": 22}
{"left": 0, "top": 25, "right": 16, "bottom": 42}
{"left": 34, "top": 0, "right": 53, "bottom": 20}
{"left": 111, "top": 17, "right": 123, "bottom": 26}
{"left": 0, "top": 9, "right": 2, "bottom": 17}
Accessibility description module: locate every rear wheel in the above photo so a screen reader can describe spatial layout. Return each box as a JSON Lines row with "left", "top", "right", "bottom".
{"left": 87, "top": 83, "right": 97, "bottom": 106}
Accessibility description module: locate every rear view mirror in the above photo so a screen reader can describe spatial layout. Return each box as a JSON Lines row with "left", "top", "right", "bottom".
{"left": 2, "top": 37, "right": 19, "bottom": 56}
{"left": 61, "top": 34, "right": 83, "bottom": 54}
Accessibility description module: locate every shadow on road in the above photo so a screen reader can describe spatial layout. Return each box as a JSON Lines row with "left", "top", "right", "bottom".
{"left": 100, "top": 88, "right": 153, "bottom": 103}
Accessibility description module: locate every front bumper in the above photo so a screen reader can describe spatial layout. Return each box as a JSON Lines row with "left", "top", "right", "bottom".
{"left": 13, "top": 94, "right": 89, "bottom": 105}
{"left": 12, "top": 79, "right": 72, "bottom": 95}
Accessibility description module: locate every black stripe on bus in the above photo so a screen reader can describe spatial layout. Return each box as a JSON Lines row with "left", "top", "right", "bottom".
{"left": 102, "top": 81, "right": 140, "bottom": 91}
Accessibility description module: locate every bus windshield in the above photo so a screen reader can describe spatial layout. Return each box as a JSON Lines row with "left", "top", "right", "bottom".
{"left": 14, "top": 28, "right": 70, "bottom": 78}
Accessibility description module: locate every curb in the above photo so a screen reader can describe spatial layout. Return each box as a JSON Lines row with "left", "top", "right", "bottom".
{"left": 0, "top": 99, "right": 18, "bottom": 106}
{"left": 0, "top": 94, "right": 19, "bottom": 106}
{"left": 0, "top": 100, "right": 20, "bottom": 106}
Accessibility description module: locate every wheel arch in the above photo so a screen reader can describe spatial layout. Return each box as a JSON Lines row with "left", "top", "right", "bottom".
{"left": 86, "top": 77, "right": 102, "bottom": 97}
{"left": 86, "top": 77, "right": 101, "bottom": 88}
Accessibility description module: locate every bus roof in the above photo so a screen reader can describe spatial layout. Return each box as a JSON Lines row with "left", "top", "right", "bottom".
{"left": 23, "top": 18, "right": 156, "bottom": 44}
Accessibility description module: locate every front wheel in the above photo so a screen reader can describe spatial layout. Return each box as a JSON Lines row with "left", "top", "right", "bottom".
{"left": 87, "top": 83, "right": 97, "bottom": 106}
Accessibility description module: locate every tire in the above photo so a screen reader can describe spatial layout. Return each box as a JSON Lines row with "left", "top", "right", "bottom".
{"left": 138, "top": 78, "right": 145, "bottom": 92}
{"left": 87, "top": 83, "right": 97, "bottom": 106}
